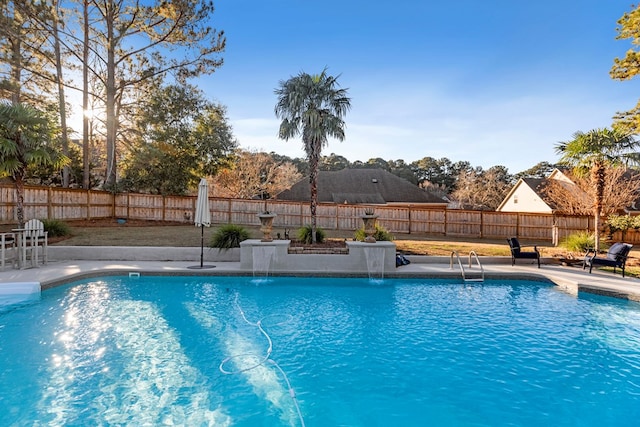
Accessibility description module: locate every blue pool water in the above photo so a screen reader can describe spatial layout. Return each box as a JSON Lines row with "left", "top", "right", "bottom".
{"left": 1, "top": 276, "right": 640, "bottom": 426}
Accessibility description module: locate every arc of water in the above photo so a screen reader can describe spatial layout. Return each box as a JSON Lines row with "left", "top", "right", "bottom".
{"left": 252, "top": 246, "right": 276, "bottom": 277}
{"left": 363, "top": 246, "right": 385, "bottom": 280}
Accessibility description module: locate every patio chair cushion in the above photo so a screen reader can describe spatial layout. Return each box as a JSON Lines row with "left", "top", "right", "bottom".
{"left": 584, "top": 242, "right": 632, "bottom": 277}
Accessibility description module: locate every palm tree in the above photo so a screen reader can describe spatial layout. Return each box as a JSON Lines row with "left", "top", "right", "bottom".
{"left": 555, "top": 128, "right": 640, "bottom": 249}
{"left": 0, "top": 102, "right": 69, "bottom": 227}
{"left": 275, "top": 69, "right": 351, "bottom": 243}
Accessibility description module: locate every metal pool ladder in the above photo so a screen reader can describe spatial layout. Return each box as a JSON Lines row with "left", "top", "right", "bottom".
{"left": 450, "top": 251, "right": 485, "bottom": 283}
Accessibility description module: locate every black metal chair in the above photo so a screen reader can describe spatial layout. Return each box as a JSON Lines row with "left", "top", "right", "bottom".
{"left": 583, "top": 242, "right": 633, "bottom": 277}
{"left": 506, "top": 237, "right": 540, "bottom": 268}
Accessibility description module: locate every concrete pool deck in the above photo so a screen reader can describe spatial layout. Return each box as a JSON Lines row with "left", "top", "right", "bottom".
{"left": 1, "top": 246, "right": 639, "bottom": 301}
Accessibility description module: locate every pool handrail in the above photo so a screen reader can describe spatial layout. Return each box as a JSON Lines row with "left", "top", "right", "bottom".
{"left": 450, "top": 250, "right": 484, "bottom": 282}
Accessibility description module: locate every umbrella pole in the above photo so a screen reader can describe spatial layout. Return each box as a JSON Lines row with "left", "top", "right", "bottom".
{"left": 200, "top": 224, "right": 204, "bottom": 268}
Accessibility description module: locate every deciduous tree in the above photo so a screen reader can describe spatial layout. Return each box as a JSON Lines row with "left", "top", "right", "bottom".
{"left": 555, "top": 128, "right": 640, "bottom": 249}
{"left": 449, "top": 166, "right": 512, "bottom": 210}
{"left": 211, "top": 150, "right": 302, "bottom": 199}
{"left": 542, "top": 166, "right": 640, "bottom": 217}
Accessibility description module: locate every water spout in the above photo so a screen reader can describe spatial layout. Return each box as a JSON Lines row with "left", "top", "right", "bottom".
{"left": 363, "top": 246, "right": 385, "bottom": 281}
{"left": 252, "top": 246, "right": 276, "bottom": 277}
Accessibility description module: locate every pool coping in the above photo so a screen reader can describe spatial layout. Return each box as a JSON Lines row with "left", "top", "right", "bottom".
{"left": 1, "top": 248, "right": 640, "bottom": 301}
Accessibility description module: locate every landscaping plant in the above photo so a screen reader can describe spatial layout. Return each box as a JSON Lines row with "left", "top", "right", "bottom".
{"left": 298, "top": 225, "right": 325, "bottom": 244}
{"left": 560, "top": 232, "right": 596, "bottom": 254}
{"left": 606, "top": 214, "right": 640, "bottom": 240}
{"left": 210, "top": 224, "right": 249, "bottom": 250}
{"left": 354, "top": 224, "right": 394, "bottom": 242}
{"left": 42, "top": 219, "right": 71, "bottom": 237}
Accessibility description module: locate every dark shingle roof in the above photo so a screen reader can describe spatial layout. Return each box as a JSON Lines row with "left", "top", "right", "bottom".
{"left": 276, "top": 169, "right": 446, "bottom": 204}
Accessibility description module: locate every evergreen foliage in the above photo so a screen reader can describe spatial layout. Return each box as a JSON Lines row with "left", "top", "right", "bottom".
{"left": 120, "top": 83, "right": 236, "bottom": 195}
{"left": 611, "top": 5, "right": 640, "bottom": 133}
{"left": 275, "top": 69, "right": 351, "bottom": 243}
{"left": 297, "top": 225, "right": 325, "bottom": 244}
{"left": 354, "top": 224, "right": 394, "bottom": 242}
{"left": 0, "top": 102, "right": 69, "bottom": 226}
{"left": 560, "top": 232, "right": 596, "bottom": 253}
{"left": 555, "top": 128, "right": 640, "bottom": 249}
{"left": 210, "top": 224, "right": 249, "bottom": 250}
{"left": 42, "top": 218, "right": 70, "bottom": 237}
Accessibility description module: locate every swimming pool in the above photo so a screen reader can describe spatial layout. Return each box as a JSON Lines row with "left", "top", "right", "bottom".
{"left": 1, "top": 275, "right": 640, "bottom": 426}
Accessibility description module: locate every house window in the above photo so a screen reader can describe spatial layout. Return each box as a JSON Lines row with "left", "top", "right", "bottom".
{"left": 514, "top": 195, "right": 518, "bottom": 204}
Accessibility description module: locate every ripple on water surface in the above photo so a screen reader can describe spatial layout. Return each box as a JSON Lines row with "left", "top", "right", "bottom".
{"left": 1, "top": 276, "right": 640, "bottom": 426}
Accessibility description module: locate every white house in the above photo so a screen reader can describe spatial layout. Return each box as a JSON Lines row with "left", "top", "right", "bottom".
{"left": 496, "top": 169, "right": 576, "bottom": 213}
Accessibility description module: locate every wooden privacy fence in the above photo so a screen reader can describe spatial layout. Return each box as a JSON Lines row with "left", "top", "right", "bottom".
{"left": 0, "top": 184, "right": 615, "bottom": 243}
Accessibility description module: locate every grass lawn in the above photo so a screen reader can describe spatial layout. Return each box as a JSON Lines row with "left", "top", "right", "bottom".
{"left": 46, "top": 219, "right": 569, "bottom": 257}
{"left": 30, "top": 218, "right": 640, "bottom": 277}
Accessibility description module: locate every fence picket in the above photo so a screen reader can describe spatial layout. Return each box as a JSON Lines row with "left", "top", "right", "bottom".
{"left": 0, "top": 184, "right": 626, "bottom": 243}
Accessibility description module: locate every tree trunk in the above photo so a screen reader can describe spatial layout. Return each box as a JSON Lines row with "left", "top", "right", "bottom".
{"left": 9, "top": 9, "right": 23, "bottom": 105}
{"left": 14, "top": 173, "right": 25, "bottom": 228}
{"left": 592, "top": 162, "right": 605, "bottom": 250}
{"left": 53, "top": 1, "right": 69, "bottom": 187}
{"left": 105, "top": 0, "right": 117, "bottom": 189}
{"left": 309, "top": 153, "right": 318, "bottom": 244}
{"left": 82, "top": 0, "right": 90, "bottom": 189}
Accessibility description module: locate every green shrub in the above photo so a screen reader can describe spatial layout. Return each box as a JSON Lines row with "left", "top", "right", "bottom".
{"left": 354, "top": 224, "right": 394, "bottom": 242}
{"left": 210, "top": 224, "right": 249, "bottom": 250}
{"left": 559, "top": 232, "right": 595, "bottom": 253}
{"left": 42, "top": 219, "right": 71, "bottom": 237}
{"left": 606, "top": 214, "right": 640, "bottom": 240}
{"left": 297, "top": 225, "right": 325, "bottom": 244}
{"left": 606, "top": 214, "right": 637, "bottom": 233}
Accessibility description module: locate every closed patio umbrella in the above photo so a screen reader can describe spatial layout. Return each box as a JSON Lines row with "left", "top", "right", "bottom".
{"left": 189, "top": 178, "right": 215, "bottom": 269}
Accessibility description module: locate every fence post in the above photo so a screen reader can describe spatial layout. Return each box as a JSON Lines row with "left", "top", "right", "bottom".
{"left": 300, "top": 202, "right": 304, "bottom": 227}
{"left": 444, "top": 209, "right": 448, "bottom": 236}
{"left": 47, "top": 187, "right": 52, "bottom": 219}
{"left": 0, "top": 185, "right": 595, "bottom": 242}
{"left": 86, "top": 189, "right": 90, "bottom": 220}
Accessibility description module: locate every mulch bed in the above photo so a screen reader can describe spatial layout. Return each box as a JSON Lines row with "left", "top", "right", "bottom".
{"left": 287, "top": 238, "right": 349, "bottom": 254}
{"left": 288, "top": 239, "right": 348, "bottom": 248}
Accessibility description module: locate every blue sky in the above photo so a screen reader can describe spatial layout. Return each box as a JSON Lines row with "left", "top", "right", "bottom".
{"left": 200, "top": 0, "right": 640, "bottom": 174}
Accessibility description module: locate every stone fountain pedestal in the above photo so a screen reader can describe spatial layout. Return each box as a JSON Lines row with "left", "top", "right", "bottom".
{"left": 257, "top": 213, "right": 277, "bottom": 242}
{"left": 361, "top": 214, "right": 379, "bottom": 243}
{"left": 240, "top": 239, "right": 396, "bottom": 275}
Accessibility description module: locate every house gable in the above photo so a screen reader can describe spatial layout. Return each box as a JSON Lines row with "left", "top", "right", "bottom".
{"left": 547, "top": 169, "right": 573, "bottom": 183}
{"left": 497, "top": 168, "right": 587, "bottom": 213}
{"left": 497, "top": 178, "right": 553, "bottom": 213}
